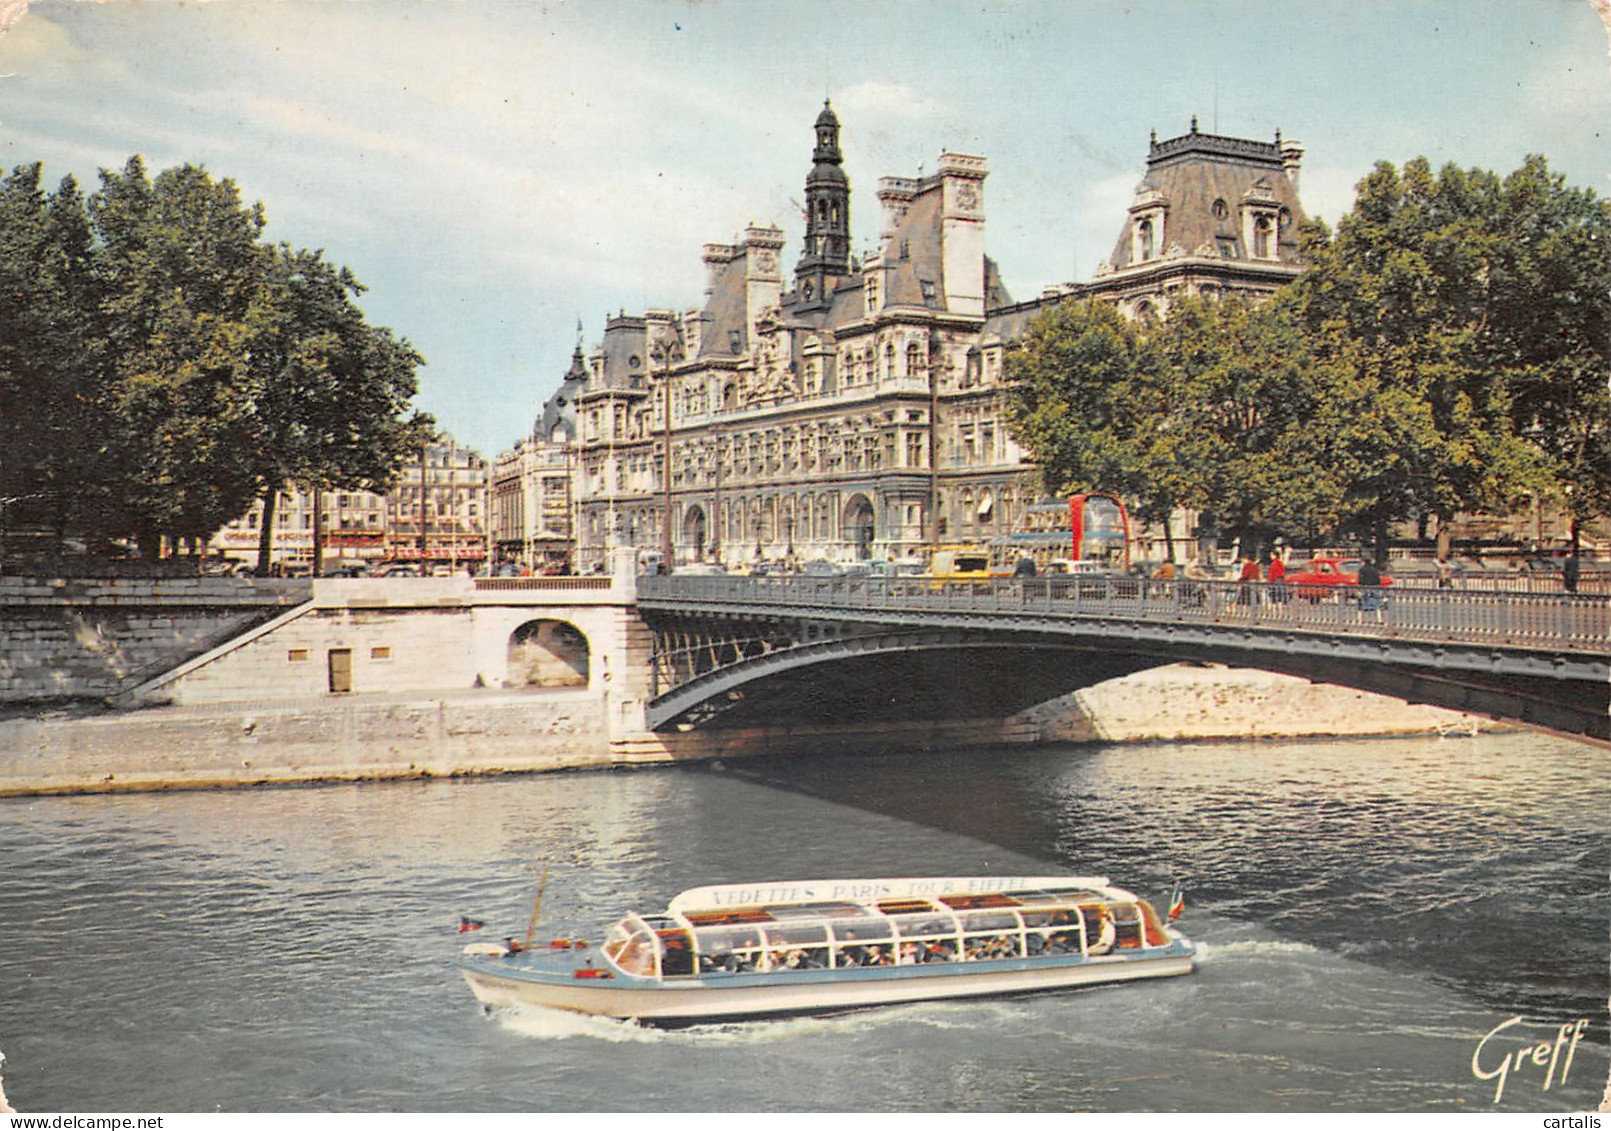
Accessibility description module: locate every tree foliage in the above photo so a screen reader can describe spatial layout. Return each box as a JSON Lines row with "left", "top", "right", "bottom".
{"left": 0, "top": 156, "right": 429, "bottom": 563}
{"left": 1005, "top": 154, "right": 1609, "bottom": 554}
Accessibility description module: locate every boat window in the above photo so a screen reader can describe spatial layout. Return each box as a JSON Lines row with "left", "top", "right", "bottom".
{"left": 767, "top": 901, "right": 868, "bottom": 920}
{"left": 830, "top": 920, "right": 896, "bottom": 968}
{"left": 762, "top": 922, "right": 830, "bottom": 971}
{"left": 1109, "top": 903, "right": 1145, "bottom": 950}
{"left": 1137, "top": 900, "right": 1170, "bottom": 947}
{"left": 832, "top": 921, "right": 894, "bottom": 947}
{"left": 888, "top": 912, "right": 956, "bottom": 939}
{"left": 694, "top": 925, "right": 765, "bottom": 974}
{"left": 959, "top": 910, "right": 1018, "bottom": 933}
{"left": 877, "top": 898, "right": 935, "bottom": 915}
{"left": 941, "top": 893, "right": 1018, "bottom": 910}
{"left": 1023, "top": 908, "right": 1083, "bottom": 956}
{"left": 603, "top": 921, "right": 657, "bottom": 977}
{"left": 958, "top": 910, "right": 1023, "bottom": 960}
{"left": 887, "top": 911, "right": 961, "bottom": 964}
{"left": 1079, "top": 905, "right": 1114, "bottom": 956}
{"left": 684, "top": 908, "right": 772, "bottom": 926}
{"left": 656, "top": 928, "right": 696, "bottom": 977}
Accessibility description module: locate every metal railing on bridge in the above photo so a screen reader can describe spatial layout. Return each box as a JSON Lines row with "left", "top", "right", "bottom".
{"left": 637, "top": 574, "right": 1609, "bottom": 655}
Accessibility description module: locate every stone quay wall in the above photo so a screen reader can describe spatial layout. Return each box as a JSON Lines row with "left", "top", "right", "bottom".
{"left": 0, "top": 577, "right": 311, "bottom": 704}
{"left": 0, "top": 573, "right": 1494, "bottom": 797}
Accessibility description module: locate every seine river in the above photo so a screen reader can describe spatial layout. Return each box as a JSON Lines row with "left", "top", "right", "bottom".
{"left": 0, "top": 731, "right": 1604, "bottom": 1113}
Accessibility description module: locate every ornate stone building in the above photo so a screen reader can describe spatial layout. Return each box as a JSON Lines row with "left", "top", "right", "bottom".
{"left": 492, "top": 343, "right": 586, "bottom": 571}
{"left": 1091, "top": 115, "right": 1308, "bottom": 319}
{"left": 570, "top": 107, "right": 1309, "bottom": 570}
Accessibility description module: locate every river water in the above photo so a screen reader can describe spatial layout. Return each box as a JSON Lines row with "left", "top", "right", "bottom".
{"left": 0, "top": 731, "right": 1604, "bottom": 1113}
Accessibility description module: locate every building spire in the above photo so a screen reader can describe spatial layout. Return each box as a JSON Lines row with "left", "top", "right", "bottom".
{"left": 796, "top": 99, "right": 851, "bottom": 307}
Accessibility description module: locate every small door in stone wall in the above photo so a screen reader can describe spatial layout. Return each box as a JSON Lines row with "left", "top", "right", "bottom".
{"left": 328, "top": 648, "right": 354, "bottom": 693}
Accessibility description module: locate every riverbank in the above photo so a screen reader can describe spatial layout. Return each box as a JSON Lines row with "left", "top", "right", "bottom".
{"left": 0, "top": 665, "right": 1495, "bottom": 798}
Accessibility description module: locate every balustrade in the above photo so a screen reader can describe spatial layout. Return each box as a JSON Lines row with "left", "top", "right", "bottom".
{"left": 637, "top": 574, "right": 1609, "bottom": 653}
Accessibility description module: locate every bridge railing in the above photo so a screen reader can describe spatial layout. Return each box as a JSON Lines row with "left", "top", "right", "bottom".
{"left": 637, "top": 575, "right": 1610, "bottom": 654}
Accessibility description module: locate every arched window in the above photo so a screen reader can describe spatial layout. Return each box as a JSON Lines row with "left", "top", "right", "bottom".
{"left": 906, "top": 342, "right": 922, "bottom": 377}
{"left": 1139, "top": 218, "right": 1155, "bottom": 261}
{"left": 1253, "top": 215, "right": 1272, "bottom": 258}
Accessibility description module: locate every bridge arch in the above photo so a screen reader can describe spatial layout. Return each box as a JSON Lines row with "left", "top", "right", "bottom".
{"left": 507, "top": 617, "right": 590, "bottom": 688}
{"left": 648, "top": 630, "right": 1159, "bottom": 730}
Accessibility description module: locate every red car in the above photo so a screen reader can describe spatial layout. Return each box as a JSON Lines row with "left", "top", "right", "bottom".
{"left": 1285, "top": 557, "right": 1393, "bottom": 598}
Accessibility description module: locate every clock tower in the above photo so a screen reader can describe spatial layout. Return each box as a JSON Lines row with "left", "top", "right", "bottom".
{"left": 794, "top": 100, "right": 851, "bottom": 311}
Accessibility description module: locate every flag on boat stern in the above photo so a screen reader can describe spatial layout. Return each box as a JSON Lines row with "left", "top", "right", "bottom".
{"left": 1167, "top": 887, "right": 1185, "bottom": 921}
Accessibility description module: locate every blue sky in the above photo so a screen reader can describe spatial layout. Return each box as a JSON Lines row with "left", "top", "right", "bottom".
{"left": 1, "top": 0, "right": 1606, "bottom": 458}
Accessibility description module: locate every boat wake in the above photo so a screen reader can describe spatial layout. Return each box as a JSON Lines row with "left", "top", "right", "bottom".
{"left": 1193, "top": 938, "right": 1321, "bottom": 964}
{"left": 491, "top": 995, "right": 1029, "bottom": 1044}
{"left": 494, "top": 1002, "right": 661, "bottom": 1044}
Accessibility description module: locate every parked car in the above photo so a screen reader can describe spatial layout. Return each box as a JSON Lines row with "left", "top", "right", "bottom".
{"left": 1286, "top": 556, "right": 1393, "bottom": 598}
{"left": 798, "top": 559, "right": 844, "bottom": 577}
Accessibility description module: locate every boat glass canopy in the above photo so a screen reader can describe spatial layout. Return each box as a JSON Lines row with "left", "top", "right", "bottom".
{"left": 603, "top": 881, "right": 1172, "bottom": 981}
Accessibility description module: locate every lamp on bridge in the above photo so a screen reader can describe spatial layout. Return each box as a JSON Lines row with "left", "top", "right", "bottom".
{"left": 651, "top": 337, "right": 684, "bottom": 573}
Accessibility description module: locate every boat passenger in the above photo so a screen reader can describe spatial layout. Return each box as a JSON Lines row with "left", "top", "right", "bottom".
{"left": 1087, "top": 909, "right": 1117, "bottom": 956}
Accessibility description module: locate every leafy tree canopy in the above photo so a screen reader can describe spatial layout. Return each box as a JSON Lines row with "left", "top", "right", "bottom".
{"left": 1005, "top": 154, "right": 1608, "bottom": 554}
{"left": 0, "top": 156, "right": 428, "bottom": 563}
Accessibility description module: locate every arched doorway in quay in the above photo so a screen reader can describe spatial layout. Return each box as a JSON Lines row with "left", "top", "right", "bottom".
{"left": 507, "top": 619, "right": 590, "bottom": 688}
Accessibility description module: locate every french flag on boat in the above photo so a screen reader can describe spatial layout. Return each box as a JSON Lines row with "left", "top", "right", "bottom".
{"left": 1167, "top": 886, "right": 1185, "bottom": 921}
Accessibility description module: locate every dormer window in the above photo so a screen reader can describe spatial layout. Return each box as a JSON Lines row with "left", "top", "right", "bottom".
{"left": 1127, "top": 185, "right": 1168, "bottom": 266}
{"left": 1253, "top": 215, "right": 1272, "bottom": 259}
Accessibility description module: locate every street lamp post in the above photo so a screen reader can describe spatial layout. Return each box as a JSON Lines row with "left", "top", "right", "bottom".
{"left": 652, "top": 339, "right": 683, "bottom": 572}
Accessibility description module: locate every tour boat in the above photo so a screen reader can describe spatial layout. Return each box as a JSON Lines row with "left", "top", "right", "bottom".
{"left": 458, "top": 875, "right": 1194, "bottom": 1025}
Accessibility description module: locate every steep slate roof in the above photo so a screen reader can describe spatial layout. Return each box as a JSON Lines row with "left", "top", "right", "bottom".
{"left": 536, "top": 344, "right": 588, "bottom": 441}
{"left": 697, "top": 254, "right": 751, "bottom": 361}
{"left": 596, "top": 315, "right": 648, "bottom": 390}
{"left": 882, "top": 181, "right": 947, "bottom": 309}
{"left": 1107, "top": 126, "right": 1307, "bottom": 271}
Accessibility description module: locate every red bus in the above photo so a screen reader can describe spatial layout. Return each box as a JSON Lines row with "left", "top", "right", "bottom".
{"left": 1069, "top": 493, "right": 1131, "bottom": 570}
{"left": 989, "top": 493, "right": 1132, "bottom": 574}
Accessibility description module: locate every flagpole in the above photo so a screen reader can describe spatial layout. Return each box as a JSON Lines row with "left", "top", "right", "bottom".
{"left": 522, "top": 866, "right": 551, "bottom": 951}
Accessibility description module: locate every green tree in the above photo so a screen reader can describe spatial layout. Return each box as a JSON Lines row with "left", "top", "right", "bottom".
{"left": 1005, "top": 294, "right": 1356, "bottom": 557}
{"left": 0, "top": 165, "right": 104, "bottom": 554}
{"left": 88, "top": 157, "right": 268, "bottom": 557}
{"left": 242, "top": 245, "right": 430, "bottom": 574}
{"left": 1002, "top": 298, "right": 1162, "bottom": 517}
{"left": 1479, "top": 156, "right": 1611, "bottom": 547}
{"left": 1291, "top": 158, "right": 1562, "bottom": 556}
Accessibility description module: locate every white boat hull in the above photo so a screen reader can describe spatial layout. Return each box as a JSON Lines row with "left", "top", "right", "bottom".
{"left": 460, "top": 951, "right": 1193, "bottom": 1025}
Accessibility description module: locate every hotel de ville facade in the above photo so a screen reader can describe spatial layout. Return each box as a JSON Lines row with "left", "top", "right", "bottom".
{"left": 567, "top": 104, "right": 1309, "bottom": 571}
